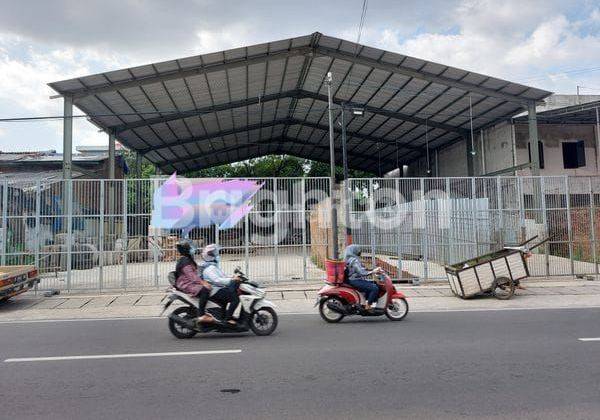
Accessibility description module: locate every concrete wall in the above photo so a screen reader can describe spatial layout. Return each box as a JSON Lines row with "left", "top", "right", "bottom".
{"left": 434, "top": 140, "right": 468, "bottom": 177}
{"left": 391, "top": 92, "right": 600, "bottom": 178}
{"left": 422, "top": 121, "right": 599, "bottom": 178}
{"left": 514, "top": 123, "right": 599, "bottom": 177}
{"left": 419, "top": 121, "right": 514, "bottom": 177}
{"left": 538, "top": 94, "right": 600, "bottom": 112}
{"left": 479, "top": 122, "right": 515, "bottom": 175}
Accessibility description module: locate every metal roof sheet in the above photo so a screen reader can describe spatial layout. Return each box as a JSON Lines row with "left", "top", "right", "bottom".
{"left": 49, "top": 32, "right": 552, "bottom": 174}
{"left": 514, "top": 100, "right": 600, "bottom": 125}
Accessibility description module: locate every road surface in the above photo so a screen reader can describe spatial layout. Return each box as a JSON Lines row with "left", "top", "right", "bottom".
{"left": 1, "top": 308, "right": 599, "bottom": 419}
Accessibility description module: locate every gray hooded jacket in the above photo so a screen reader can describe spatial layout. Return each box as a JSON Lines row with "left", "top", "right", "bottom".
{"left": 344, "top": 245, "right": 371, "bottom": 282}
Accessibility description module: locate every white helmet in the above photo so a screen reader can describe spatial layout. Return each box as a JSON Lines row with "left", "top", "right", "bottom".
{"left": 201, "top": 244, "right": 219, "bottom": 262}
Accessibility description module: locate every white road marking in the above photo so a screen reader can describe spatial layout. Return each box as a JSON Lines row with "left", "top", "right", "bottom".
{"left": 578, "top": 338, "right": 600, "bottom": 342}
{"left": 4, "top": 349, "right": 241, "bottom": 363}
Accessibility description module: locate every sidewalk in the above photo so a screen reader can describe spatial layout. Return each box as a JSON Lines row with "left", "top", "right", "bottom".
{"left": 2, "top": 278, "right": 600, "bottom": 322}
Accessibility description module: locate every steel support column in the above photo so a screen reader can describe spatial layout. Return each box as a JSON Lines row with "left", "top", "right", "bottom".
{"left": 108, "top": 132, "right": 116, "bottom": 179}
{"left": 528, "top": 102, "right": 540, "bottom": 176}
{"left": 340, "top": 105, "right": 352, "bottom": 246}
{"left": 596, "top": 107, "right": 600, "bottom": 171}
{"left": 301, "top": 178, "right": 308, "bottom": 282}
{"left": 62, "top": 96, "right": 73, "bottom": 180}
{"left": 326, "top": 72, "right": 339, "bottom": 261}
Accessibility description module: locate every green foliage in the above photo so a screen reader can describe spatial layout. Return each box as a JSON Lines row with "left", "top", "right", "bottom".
{"left": 122, "top": 148, "right": 376, "bottom": 180}
{"left": 123, "top": 150, "right": 156, "bottom": 179}
{"left": 187, "top": 155, "right": 374, "bottom": 179}
{"left": 305, "top": 160, "right": 373, "bottom": 180}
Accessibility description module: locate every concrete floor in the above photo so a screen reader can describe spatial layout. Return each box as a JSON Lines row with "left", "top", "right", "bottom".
{"left": 35, "top": 248, "right": 599, "bottom": 292}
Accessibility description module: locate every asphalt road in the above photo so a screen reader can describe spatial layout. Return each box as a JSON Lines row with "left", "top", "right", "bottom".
{"left": 1, "top": 308, "right": 600, "bottom": 420}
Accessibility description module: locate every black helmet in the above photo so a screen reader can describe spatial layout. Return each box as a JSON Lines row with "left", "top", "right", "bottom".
{"left": 176, "top": 239, "right": 192, "bottom": 256}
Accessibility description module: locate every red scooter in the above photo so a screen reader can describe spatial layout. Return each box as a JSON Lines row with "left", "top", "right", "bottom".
{"left": 316, "top": 271, "right": 409, "bottom": 323}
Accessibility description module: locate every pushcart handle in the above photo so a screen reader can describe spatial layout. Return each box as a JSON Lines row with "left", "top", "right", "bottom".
{"left": 518, "top": 236, "right": 538, "bottom": 247}
{"left": 528, "top": 236, "right": 552, "bottom": 251}
{"left": 508, "top": 236, "right": 552, "bottom": 253}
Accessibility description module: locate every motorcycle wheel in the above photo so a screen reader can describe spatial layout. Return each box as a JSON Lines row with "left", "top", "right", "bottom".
{"left": 385, "top": 298, "right": 409, "bottom": 321}
{"left": 318, "top": 297, "right": 345, "bottom": 323}
{"left": 249, "top": 307, "right": 278, "bottom": 336}
{"left": 168, "top": 306, "right": 198, "bottom": 339}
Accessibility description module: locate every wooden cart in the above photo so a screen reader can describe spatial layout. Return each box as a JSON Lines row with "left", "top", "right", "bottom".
{"left": 445, "top": 237, "right": 547, "bottom": 300}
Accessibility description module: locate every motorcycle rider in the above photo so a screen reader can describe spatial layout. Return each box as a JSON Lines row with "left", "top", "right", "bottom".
{"left": 199, "top": 244, "right": 241, "bottom": 326}
{"left": 344, "top": 244, "right": 384, "bottom": 311}
{"left": 174, "top": 240, "right": 215, "bottom": 324}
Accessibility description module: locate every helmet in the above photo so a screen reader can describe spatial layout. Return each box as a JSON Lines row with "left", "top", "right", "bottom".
{"left": 344, "top": 244, "right": 362, "bottom": 261}
{"left": 176, "top": 239, "right": 194, "bottom": 256}
{"left": 202, "top": 244, "right": 219, "bottom": 262}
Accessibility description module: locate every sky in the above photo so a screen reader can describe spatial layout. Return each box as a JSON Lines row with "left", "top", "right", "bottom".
{"left": 0, "top": 0, "right": 599, "bottom": 152}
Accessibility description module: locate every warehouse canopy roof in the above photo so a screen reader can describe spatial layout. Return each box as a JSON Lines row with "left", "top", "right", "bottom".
{"left": 49, "top": 32, "right": 552, "bottom": 174}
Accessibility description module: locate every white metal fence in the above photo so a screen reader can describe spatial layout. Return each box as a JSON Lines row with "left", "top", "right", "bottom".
{"left": 348, "top": 176, "right": 600, "bottom": 280}
{"left": 1, "top": 175, "right": 598, "bottom": 291}
{"left": 0, "top": 177, "right": 330, "bottom": 291}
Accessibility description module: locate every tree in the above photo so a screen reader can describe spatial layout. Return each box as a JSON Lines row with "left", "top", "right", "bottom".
{"left": 122, "top": 150, "right": 155, "bottom": 179}
{"left": 305, "top": 160, "right": 373, "bottom": 180}
{"left": 188, "top": 155, "right": 374, "bottom": 179}
{"left": 123, "top": 148, "right": 375, "bottom": 180}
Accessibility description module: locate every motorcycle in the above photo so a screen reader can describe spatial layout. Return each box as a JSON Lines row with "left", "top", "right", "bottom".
{"left": 162, "top": 268, "right": 278, "bottom": 338}
{"left": 316, "top": 271, "right": 409, "bottom": 323}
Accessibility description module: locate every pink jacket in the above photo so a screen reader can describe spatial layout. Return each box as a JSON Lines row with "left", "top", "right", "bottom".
{"left": 176, "top": 264, "right": 209, "bottom": 296}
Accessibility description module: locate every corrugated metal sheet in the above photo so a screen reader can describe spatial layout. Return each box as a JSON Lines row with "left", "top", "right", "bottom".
{"left": 49, "top": 32, "right": 552, "bottom": 174}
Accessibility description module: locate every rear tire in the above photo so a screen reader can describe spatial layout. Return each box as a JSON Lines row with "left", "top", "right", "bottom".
{"left": 318, "top": 297, "right": 345, "bottom": 323}
{"left": 168, "top": 306, "right": 198, "bottom": 339}
{"left": 492, "top": 276, "right": 515, "bottom": 300}
{"left": 249, "top": 307, "right": 278, "bottom": 336}
{"left": 385, "top": 298, "right": 409, "bottom": 321}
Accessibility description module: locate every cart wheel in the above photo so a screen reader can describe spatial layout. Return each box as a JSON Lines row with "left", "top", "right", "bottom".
{"left": 492, "top": 276, "right": 515, "bottom": 300}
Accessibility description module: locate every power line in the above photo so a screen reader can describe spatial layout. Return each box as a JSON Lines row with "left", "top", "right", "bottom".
{"left": 343, "top": 0, "right": 369, "bottom": 99}
{"left": 356, "top": 0, "right": 369, "bottom": 46}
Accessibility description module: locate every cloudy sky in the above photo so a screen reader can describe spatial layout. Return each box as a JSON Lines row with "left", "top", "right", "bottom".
{"left": 0, "top": 0, "right": 599, "bottom": 152}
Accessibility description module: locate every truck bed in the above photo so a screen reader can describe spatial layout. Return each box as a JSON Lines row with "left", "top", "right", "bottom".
{"left": 0, "top": 265, "right": 39, "bottom": 300}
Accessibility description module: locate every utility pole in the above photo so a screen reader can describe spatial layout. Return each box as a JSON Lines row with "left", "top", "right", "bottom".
{"left": 326, "top": 72, "right": 339, "bottom": 261}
